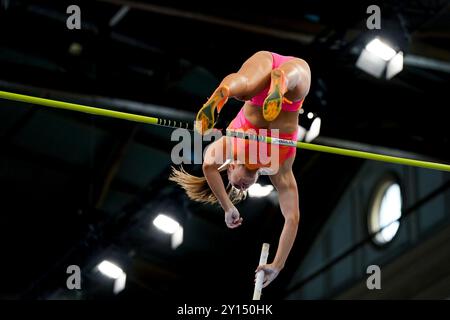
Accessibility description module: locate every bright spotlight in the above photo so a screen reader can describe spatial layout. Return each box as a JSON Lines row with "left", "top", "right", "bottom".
{"left": 113, "top": 273, "right": 127, "bottom": 295}
{"left": 356, "top": 37, "right": 403, "bottom": 79}
{"left": 297, "top": 125, "right": 307, "bottom": 141}
{"left": 248, "top": 183, "right": 274, "bottom": 198}
{"left": 97, "top": 260, "right": 124, "bottom": 279}
{"left": 305, "top": 117, "right": 321, "bottom": 142}
{"left": 386, "top": 51, "right": 403, "bottom": 80}
{"left": 153, "top": 214, "right": 180, "bottom": 234}
{"left": 366, "top": 38, "right": 396, "bottom": 61}
{"left": 171, "top": 226, "right": 184, "bottom": 249}
{"left": 97, "top": 260, "right": 127, "bottom": 294}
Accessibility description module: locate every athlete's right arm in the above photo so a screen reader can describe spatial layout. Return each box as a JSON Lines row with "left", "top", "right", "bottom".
{"left": 202, "top": 137, "right": 242, "bottom": 228}
{"left": 202, "top": 137, "right": 233, "bottom": 210}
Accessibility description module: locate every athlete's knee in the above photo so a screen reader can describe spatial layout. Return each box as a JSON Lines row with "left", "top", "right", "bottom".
{"left": 228, "top": 73, "right": 249, "bottom": 87}
{"left": 253, "top": 50, "right": 272, "bottom": 58}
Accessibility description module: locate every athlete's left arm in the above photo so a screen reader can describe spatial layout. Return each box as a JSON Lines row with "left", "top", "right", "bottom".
{"left": 256, "top": 157, "right": 299, "bottom": 287}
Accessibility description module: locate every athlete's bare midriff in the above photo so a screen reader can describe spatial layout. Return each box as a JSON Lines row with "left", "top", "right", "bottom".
{"left": 242, "top": 101, "right": 300, "bottom": 134}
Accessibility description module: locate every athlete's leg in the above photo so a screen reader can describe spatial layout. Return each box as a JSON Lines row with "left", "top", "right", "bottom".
{"left": 218, "top": 50, "right": 273, "bottom": 100}
{"left": 195, "top": 51, "right": 273, "bottom": 133}
{"left": 273, "top": 58, "right": 310, "bottom": 101}
{"left": 263, "top": 58, "right": 310, "bottom": 121}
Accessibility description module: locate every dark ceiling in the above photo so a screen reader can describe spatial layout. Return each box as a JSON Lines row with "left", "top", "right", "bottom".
{"left": 0, "top": 0, "right": 449, "bottom": 300}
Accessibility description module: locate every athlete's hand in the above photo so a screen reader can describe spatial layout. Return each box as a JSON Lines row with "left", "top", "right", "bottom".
{"left": 255, "top": 264, "right": 281, "bottom": 288}
{"left": 224, "top": 206, "right": 243, "bottom": 229}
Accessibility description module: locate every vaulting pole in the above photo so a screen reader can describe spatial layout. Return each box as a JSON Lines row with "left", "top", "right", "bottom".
{"left": 253, "top": 243, "right": 270, "bottom": 300}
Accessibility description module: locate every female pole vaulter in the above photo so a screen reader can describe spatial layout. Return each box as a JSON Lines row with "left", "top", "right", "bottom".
{"left": 170, "top": 51, "right": 311, "bottom": 288}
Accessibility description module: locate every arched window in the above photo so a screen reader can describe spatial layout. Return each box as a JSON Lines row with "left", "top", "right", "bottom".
{"left": 368, "top": 177, "right": 403, "bottom": 245}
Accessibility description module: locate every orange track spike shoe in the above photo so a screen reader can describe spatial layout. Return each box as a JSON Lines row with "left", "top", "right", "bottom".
{"left": 195, "top": 86, "right": 230, "bottom": 134}
{"left": 262, "top": 69, "right": 288, "bottom": 122}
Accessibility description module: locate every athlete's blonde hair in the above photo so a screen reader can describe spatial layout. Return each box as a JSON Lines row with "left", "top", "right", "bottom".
{"left": 169, "top": 166, "right": 246, "bottom": 205}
